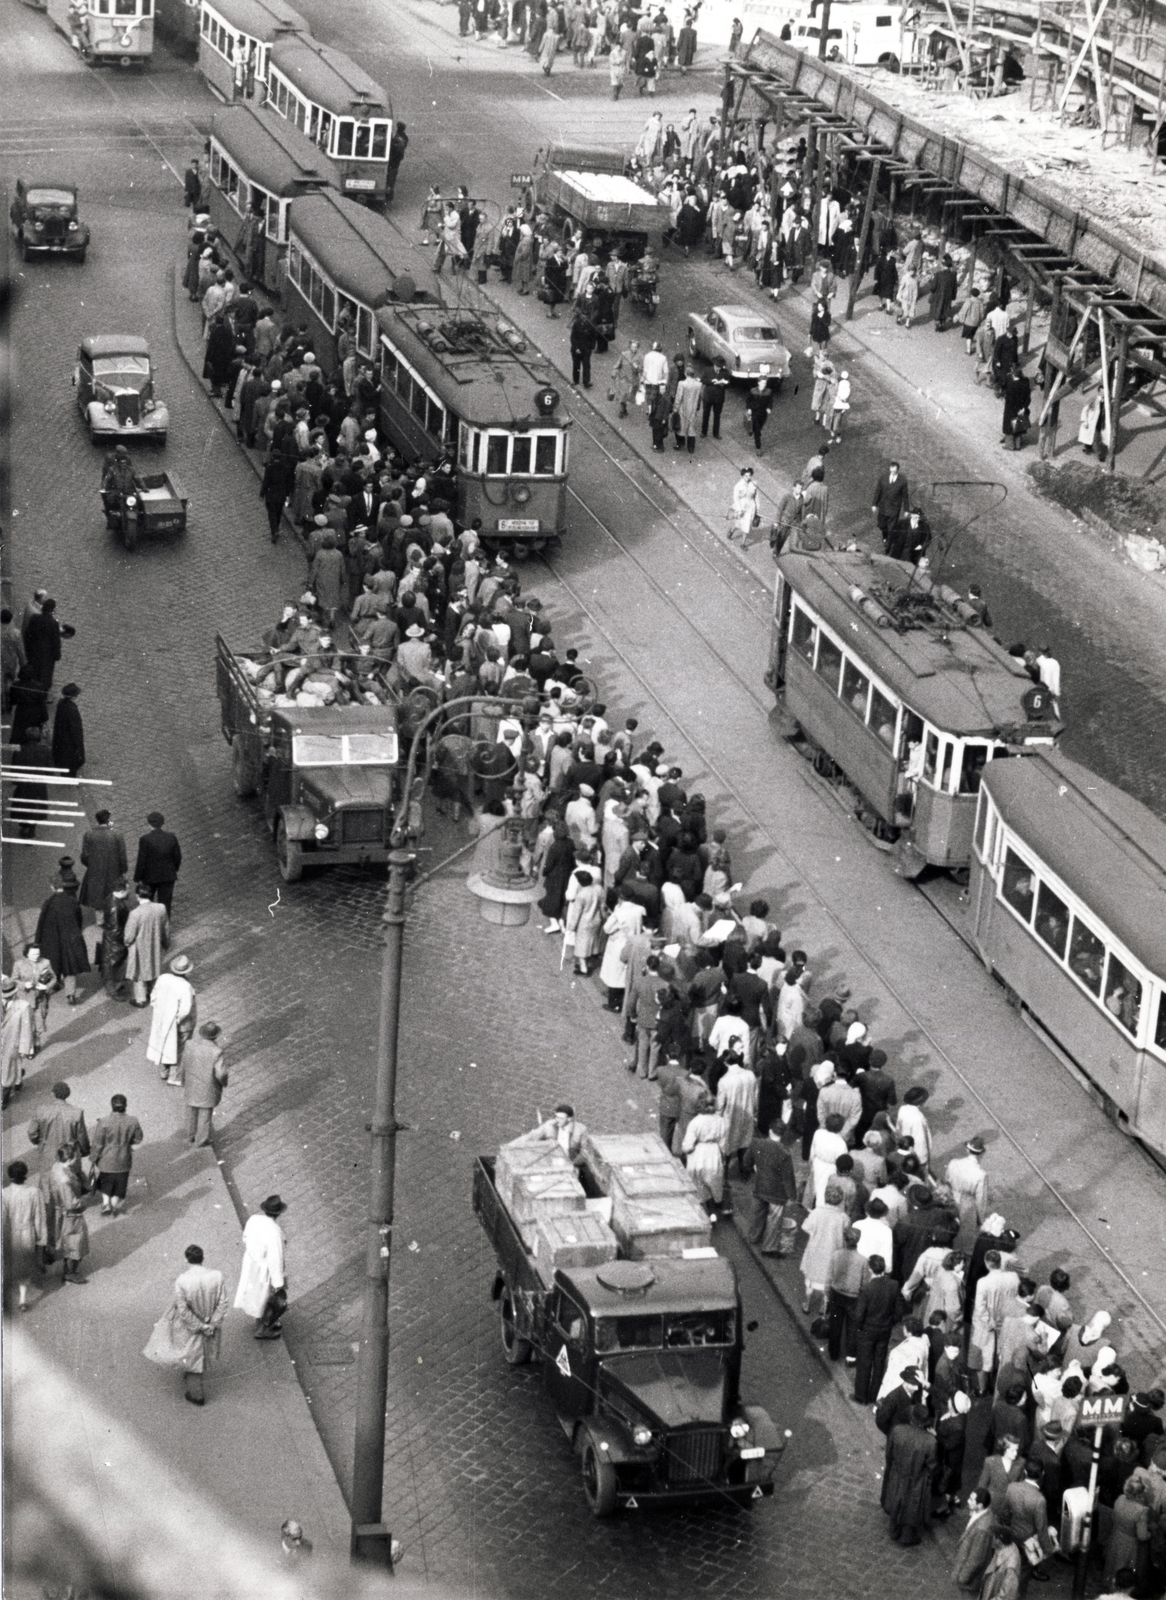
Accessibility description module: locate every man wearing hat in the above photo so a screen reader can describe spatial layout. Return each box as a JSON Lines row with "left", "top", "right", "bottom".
{"left": 234, "top": 1195, "right": 288, "bottom": 1339}
{"left": 79, "top": 810, "right": 128, "bottom": 917}
{"left": 51, "top": 682, "right": 85, "bottom": 777}
{"left": 146, "top": 955, "right": 196, "bottom": 1084}
{"left": 134, "top": 812, "right": 182, "bottom": 916}
{"left": 35, "top": 863, "right": 89, "bottom": 1006}
{"left": 947, "top": 1136, "right": 990, "bottom": 1242}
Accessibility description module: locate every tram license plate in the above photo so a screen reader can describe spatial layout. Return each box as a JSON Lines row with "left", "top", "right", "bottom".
{"left": 344, "top": 178, "right": 377, "bottom": 192}
{"left": 498, "top": 518, "right": 540, "bottom": 532}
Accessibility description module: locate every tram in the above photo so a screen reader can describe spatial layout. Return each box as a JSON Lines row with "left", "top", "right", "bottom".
{"left": 266, "top": 36, "right": 392, "bottom": 206}
{"left": 968, "top": 748, "right": 1166, "bottom": 1161}
{"left": 768, "top": 549, "right": 1061, "bottom": 873}
{"left": 196, "top": 0, "right": 306, "bottom": 103}
{"left": 283, "top": 191, "right": 570, "bottom": 551}
{"left": 154, "top": 0, "right": 198, "bottom": 54}
{"left": 206, "top": 104, "right": 337, "bottom": 293}
{"left": 46, "top": 0, "right": 154, "bottom": 67}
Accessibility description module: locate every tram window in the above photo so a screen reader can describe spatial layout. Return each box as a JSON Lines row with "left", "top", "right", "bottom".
{"left": 1034, "top": 883, "right": 1069, "bottom": 959}
{"left": 469, "top": 431, "right": 480, "bottom": 473}
{"left": 842, "top": 660, "right": 870, "bottom": 719}
{"left": 535, "top": 434, "right": 558, "bottom": 474}
{"left": 308, "top": 105, "right": 319, "bottom": 141}
{"left": 321, "top": 284, "right": 335, "bottom": 328}
{"left": 319, "top": 111, "right": 332, "bottom": 148}
{"left": 410, "top": 382, "right": 428, "bottom": 424}
{"left": 355, "top": 125, "right": 372, "bottom": 159}
{"left": 1001, "top": 849, "right": 1035, "bottom": 922}
{"left": 309, "top": 268, "right": 324, "bottom": 315}
{"left": 295, "top": 99, "right": 307, "bottom": 135}
{"left": 940, "top": 740, "right": 954, "bottom": 793}
{"left": 201, "top": 8, "right": 208, "bottom": 32}
{"left": 267, "top": 194, "right": 280, "bottom": 240}
{"left": 511, "top": 435, "right": 532, "bottom": 475}
{"left": 869, "top": 686, "right": 897, "bottom": 748}
{"left": 923, "top": 731, "right": 939, "bottom": 783}
{"left": 288, "top": 242, "right": 301, "bottom": 285}
{"left": 380, "top": 346, "right": 397, "bottom": 388}
{"left": 115, "top": 0, "right": 136, "bottom": 12}
{"left": 357, "top": 307, "right": 373, "bottom": 356}
{"left": 815, "top": 633, "right": 843, "bottom": 692}
{"left": 1156, "top": 993, "right": 1166, "bottom": 1053}
{"left": 974, "top": 795, "right": 990, "bottom": 856}
{"left": 458, "top": 425, "right": 471, "bottom": 469}
{"left": 1068, "top": 919, "right": 1105, "bottom": 996}
{"left": 373, "top": 124, "right": 389, "bottom": 159}
{"left": 336, "top": 120, "right": 355, "bottom": 157}
{"left": 426, "top": 396, "right": 444, "bottom": 437}
{"left": 790, "top": 606, "right": 815, "bottom": 663}
{"left": 1104, "top": 956, "right": 1143, "bottom": 1038}
{"left": 959, "top": 743, "right": 990, "bottom": 795}
{"left": 486, "top": 434, "right": 509, "bottom": 474}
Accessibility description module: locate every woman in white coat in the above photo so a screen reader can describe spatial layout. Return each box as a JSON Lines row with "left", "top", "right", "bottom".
{"left": 564, "top": 869, "right": 604, "bottom": 976}
{"left": 727, "top": 465, "right": 759, "bottom": 541}
{"left": 598, "top": 890, "right": 644, "bottom": 1010}
{"left": 233, "top": 1195, "right": 287, "bottom": 1338}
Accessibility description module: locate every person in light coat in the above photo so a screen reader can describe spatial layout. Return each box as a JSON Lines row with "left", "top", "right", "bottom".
{"left": 947, "top": 1135, "right": 989, "bottom": 1245}
{"left": 234, "top": 1195, "right": 288, "bottom": 1339}
{"left": 598, "top": 890, "right": 644, "bottom": 1009}
{"left": 124, "top": 885, "right": 169, "bottom": 1006}
{"left": 806, "top": 1112, "right": 848, "bottom": 1208}
{"left": 896, "top": 1086, "right": 932, "bottom": 1175}
{"left": 564, "top": 868, "right": 604, "bottom": 976}
{"left": 144, "top": 1244, "right": 229, "bottom": 1405}
{"left": 716, "top": 1054, "right": 758, "bottom": 1178}
{"left": 727, "top": 466, "right": 759, "bottom": 541}
{"left": 673, "top": 371, "right": 703, "bottom": 456}
{"left": 800, "top": 1184, "right": 848, "bottom": 1318}
{"left": 147, "top": 955, "right": 195, "bottom": 1084}
{"left": 682, "top": 1100, "right": 727, "bottom": 1207}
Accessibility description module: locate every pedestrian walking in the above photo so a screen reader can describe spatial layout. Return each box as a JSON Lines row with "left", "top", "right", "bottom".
{"left": 2, "top": 1160, "right": 49, "bottom": 1312}
{"left": 772, "top": 481, "right": 803, "bottom": 557}
{"left": 608, "top": 38, "right": 626, "bottom": 97}
{"left": 234, "top": 1195, "right": 288, "bottom": 1339}
{"left": 259, "top": 449, "right": 295, "bottom": 542}
{"left": 896, "top": 264, "right": 920, "bottom": 327}
{"left": 35, "top": 862, "right": 90, "bottom": 1006}
{"left": 134, "top": 812, "right": 182, "bottom": 914}
{"left": 47, "top": 1142, "right": 91, "bottom": 1285}
{"left": 881, "top": 1404, "right": 937, "bottom": 1545}
{"left": 1, "top": 974, "right": 36, "bottom": 1105}
{"left": 957, "top": 286, "right": 986, "bottom": 353}
{"left": 930, "top": 254, "right": 958, "bottom": 330}
{"left": 727, "top": 465, "right": 759, "bottom": 541}
{"left": 25, "top": 597, "right": 67, "bottom": 692}
{"left": 800, "top": 1183, "right": 848, "bottom": 1321}
{"left": 874, "top": 248, "right": 898, "bottom": 313}
{"left": 569, "top": 307, "right": 597, "bottom": 389}
{"left": 744, "top": 378, "right": 773, "bottom": 456}
{"left": 433, "top": 204, "right": 468, "bottom": 275}
{"left": 827, "top": 370, "right": 851, "bottom": 443}
{"left": 90, "top": 1094, "right": 144, "bottom": 1215}
{"left": 79, "top": 809, "right": 128, "bottom": 918}
{"left": 810, "top": 354, "right": 836, "bottom": 425}
{"left": 147, "top": 955, "right": 196, "bottom": 1083}
{"left": 124, "top": 884, "right": 169, "bottom": 1006}
{"left": 608, "top": 339, "right": 641, "bottom": 418}
{"left": 673, "top": 368, "right": 702, "bottom": 455}
{"left": 51, "top": 683, "right": 85, "bottom": 777}
{"left": 743, "top": 1124, "right": 798, "bottom": 1253}
{"left": 12, "top": 943, "right": 55, "bottom": 1050}
{"left": 1001, "top": 362, "right": 1032, "bottom": 450}
{"left": 871, "top": 461, "right": 910, "bottom": 550}
{"left": 852, "top": 1254, "right": 901, "bottom": 1402}
{"left": 183, "top": 1022, "right": 228, "bottom": 1146}
{"left": 700, "top": 359, "right": 730, "bottom": 437}
{"left": 143, "top": 1244, "right": 229, "bottom": 1407}
{"left": 682, "top": 1099, "right": 728, "bottom": 1212}
{"left": 809, "top": 297, "right": 831, "bottom": 356}
{"left": 946, "top": 1135, "right": 989, "bottom": 1243}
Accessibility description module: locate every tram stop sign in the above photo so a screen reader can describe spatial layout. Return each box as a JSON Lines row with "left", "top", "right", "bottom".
{"left": 1080, "top": 1394, "right": 1129, "bottom": 1425}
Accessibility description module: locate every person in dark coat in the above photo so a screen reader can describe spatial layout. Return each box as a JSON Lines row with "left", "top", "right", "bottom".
{"left": 35, "top": 868, "right": 91, "bottom": 1004}
{"left": 874, "top": 248, "right": 899, "bottom": 312}
{"left": 871, "top": 463, "right": 910, "bottom": 550}
{"left": 25, "top": 598, "right": 63, "bottom": 691}
{"left": 9, "top": 664, "right": 48, "bottom": 742}
{"left": 203, "top": 313, "right": 235, "bottom": 398}
{"left": 893, "top": 1185, "right": 959, "bottom": 1281}
{"left": 1001, "top": 363, "right": 1032, "bottom": 450}
{"left": 882, "top": 1404, "right": 937, "bottom": 1545}
{"left": 742, "top": 1125, "right": 798, "bottom": 1253}
{"left": 79, "top": 810, "right": 128, "bottom": 912}
{"left": 260, "top": 450, "right": 297, "bottom": 543}
{"left": 855, "top": 1258, "right": 903, "bottom": 1402}
{"left": 11, "top": 731, "right": 50, "bottom": 837}
{"left": 538, "top": 822, "right": 576, "bottom": 932}
{"left": 990, "top": 327, "right": 1018, "bottom": 395}
{"left": 51, "top": 683, "right": 85, "bottom": 777}
{"left": 856, "top": 1050, "right": 897, "bottom": 1139}
{"left": 930, "top": 255, "right": 959, "bottom": 330}
{"left": 134, "top": 813, "right": 183, "bottom": 915}
{"left": 569, "top": 309, "right": 598, "bottom": 389}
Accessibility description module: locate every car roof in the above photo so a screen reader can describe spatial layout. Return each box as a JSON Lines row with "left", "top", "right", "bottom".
{"left": 20, "top": 178, "right": 78, "bottom": 194}
{"left": 712, "top": 305, "right": 775, "bottom": 323}
{"left": 80, "top": 335, "right": 152, "bottom": 358}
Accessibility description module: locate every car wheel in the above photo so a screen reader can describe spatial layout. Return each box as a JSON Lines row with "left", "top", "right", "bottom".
{"left": 276, "top": 818, "right": 304, "bottom": 882}
{"left": 687, "top": 327, "right": 699, "bottom": 359}
{"left": 499, "top": 1281, "right": 532, "bottom": 1367}
{"left": 580, "top": 1436, "right": 618, "bottom": 1518}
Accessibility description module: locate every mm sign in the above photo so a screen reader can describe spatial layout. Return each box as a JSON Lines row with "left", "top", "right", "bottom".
{"left": 1080, "top": 1395, "right": 1129, "bottom": 1425}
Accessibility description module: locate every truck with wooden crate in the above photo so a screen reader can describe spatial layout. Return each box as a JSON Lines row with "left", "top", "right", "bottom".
{"left": 472, "top": 1130, "right": 784, "bottom": 1517}
{"left": 534, "top": 145, "right": 663, "bottom": 255}
{"left": 215, "top": 632, "right": 406, "bottom": 882}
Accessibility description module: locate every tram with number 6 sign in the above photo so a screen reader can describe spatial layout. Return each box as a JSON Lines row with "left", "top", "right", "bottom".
{"left": 45, "top": 0, "right": 153, "bottom": 66}
{"left": 265, "top": 34, "right": 391, "bottom": 207}
{"left": 768, "top": 548, "right": 1062, "bottom": 874}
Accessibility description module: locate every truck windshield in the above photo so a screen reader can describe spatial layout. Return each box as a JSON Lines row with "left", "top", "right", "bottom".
{"left": 594, "top": 1310, "right": 735, "bottom": 1353}
{"left": 293, "top": 732, "right": 398, "bottom": 766}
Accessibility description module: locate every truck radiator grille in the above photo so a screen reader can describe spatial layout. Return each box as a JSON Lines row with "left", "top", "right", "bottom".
{"left": 341, "top": 809, "right": 384, "bottom": 844}
{"left": 664, "top": 1427, "right": 724, "bottom": 1487}
{"left": 117, "top": 393, "right": 140, "bottom": 427}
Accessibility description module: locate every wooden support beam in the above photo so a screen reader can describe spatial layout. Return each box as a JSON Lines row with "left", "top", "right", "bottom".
{"left": 1108, "top": 324, "right": 1129, "bottom": 472}
{"left": 1097, "top": 308, "right": 1115, "bottom": 461}
{"left": 1057, "top": 0, "right": 1111, "bottom": 116}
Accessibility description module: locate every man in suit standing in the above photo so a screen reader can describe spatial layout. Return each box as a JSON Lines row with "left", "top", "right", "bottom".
{"left": 134, "top": 812, "right": 182, "bottom": 915}
{"left": 80, "top": 809, "right": 128, "bottom": 918}
{"left": 855, "top": 1255, "right": 903, "bottom": 1403}
{"left": 871, "top": 461, "right": 910, "bottom": 552}
{"left": 183, "top": 1022, "right": 228, "bottom": 1147}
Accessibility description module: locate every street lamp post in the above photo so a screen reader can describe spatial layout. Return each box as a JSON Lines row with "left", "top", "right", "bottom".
{"left": 348, "top": 692, "right": 529, "bottom": 1568}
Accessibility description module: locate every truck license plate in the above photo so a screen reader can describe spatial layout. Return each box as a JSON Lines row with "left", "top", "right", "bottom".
{"left": 497, "top": 518, "right": 539, "bottom": 532}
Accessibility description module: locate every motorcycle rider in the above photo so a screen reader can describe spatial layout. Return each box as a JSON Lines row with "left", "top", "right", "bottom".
{"left": 630, "top": 244, "right": 660, "bottom": 309}
{"left": 101, "top": 445, "right": 137, "bottom": 528}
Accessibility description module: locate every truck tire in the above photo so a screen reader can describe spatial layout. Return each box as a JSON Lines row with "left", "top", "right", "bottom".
{"left": 231, "top": 734, "right": 259, "bottom": 798}
{"left": 276, "top": 818, "right": 303, "bottom": 882}
{"left": 499, "top": 1282, "right": 532, "bottom": 1367}
{"left": 580, "top": 1436, "right": 618, "bottom": 1518}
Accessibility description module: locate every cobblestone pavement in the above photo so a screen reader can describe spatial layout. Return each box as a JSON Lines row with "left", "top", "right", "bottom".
{"left": 2, "top": 19, "right": 1163, "bottom": 1600}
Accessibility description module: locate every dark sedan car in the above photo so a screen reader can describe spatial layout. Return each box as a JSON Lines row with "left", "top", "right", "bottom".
{"left": 10, "top": 177, "right": 89, "bottom": 262}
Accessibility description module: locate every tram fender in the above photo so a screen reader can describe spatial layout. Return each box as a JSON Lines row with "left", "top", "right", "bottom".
{"left": 892, "top": 837, "right": 928, "bottom": 880}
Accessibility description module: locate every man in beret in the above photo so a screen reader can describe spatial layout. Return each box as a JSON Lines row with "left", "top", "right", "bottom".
{"left": 134, "top": 812, "right": 182, "bottom": 915}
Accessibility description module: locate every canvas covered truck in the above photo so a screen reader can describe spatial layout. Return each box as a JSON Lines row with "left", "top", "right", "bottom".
{"left": 215, "top": 632, "right": 405, "bottom": 881}
{"left": 473, "top": 1130, "right": 784, "bottom": 1517}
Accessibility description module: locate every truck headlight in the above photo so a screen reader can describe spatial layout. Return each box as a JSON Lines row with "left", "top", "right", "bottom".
{"left": 632, "top": 1425, "right": 653, "bottom": 1447}
{"left": 104, "top": 401, "right": 115, "bottom": 412}
{"left": 729, "top": 1419, "right": 750, "bottom": 1439}
{"left": 313, "top": 822, "right": 330, "bottom": 841}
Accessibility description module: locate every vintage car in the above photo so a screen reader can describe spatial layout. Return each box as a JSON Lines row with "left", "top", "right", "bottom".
{"left": 686, "top": 304, "right": 792, "bottom": 385}
{"left": 10, "top": 177, "right": 89, "bottom": 261}
{"left": 74, "top": 335, "right": 168, "bottom": 444}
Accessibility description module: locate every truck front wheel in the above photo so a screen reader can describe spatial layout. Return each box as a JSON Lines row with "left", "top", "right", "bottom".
{"left": 276, "top": 818, "right": 304, "bottom": 882}
{"left": 499, "top": 1282, "right": 532, "bottom": 1367}
{"left": 581, "top": 1437, "right": 618, "bottom": 1518}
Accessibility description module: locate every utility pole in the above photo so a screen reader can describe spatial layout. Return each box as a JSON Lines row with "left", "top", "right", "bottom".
{"left": 818, "top": 0, "right": 833, "bottom": 59}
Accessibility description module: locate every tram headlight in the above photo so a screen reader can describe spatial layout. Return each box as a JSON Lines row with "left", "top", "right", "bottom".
{"left": 510, "top": 483, "right": 532, "bottom": 505}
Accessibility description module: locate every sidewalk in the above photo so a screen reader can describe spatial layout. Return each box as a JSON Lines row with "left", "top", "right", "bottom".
{"left": 0, "top": 841, "right": 354, "bottom": 1576}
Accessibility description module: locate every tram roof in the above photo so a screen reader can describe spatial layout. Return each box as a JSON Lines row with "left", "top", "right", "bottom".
{"left": 287, "top": 191, "right": 402, "bottom": 307}
{"left": 777, "top": 549, "right": 1035, "bottom": 736}
{"left": 982, "top": 748, "right": 1166, "bottom": 977}
{"left": 210, "top": 104, "right": 339, "bottom": 197}
{"left": 204, "top": 0, "right": 307, "bottom": 41}
{"left": 375, "top": 302, "right": 565, "bottom": 428}
{"left": 269, "top": 36, "right": 389, "bottom": 116}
